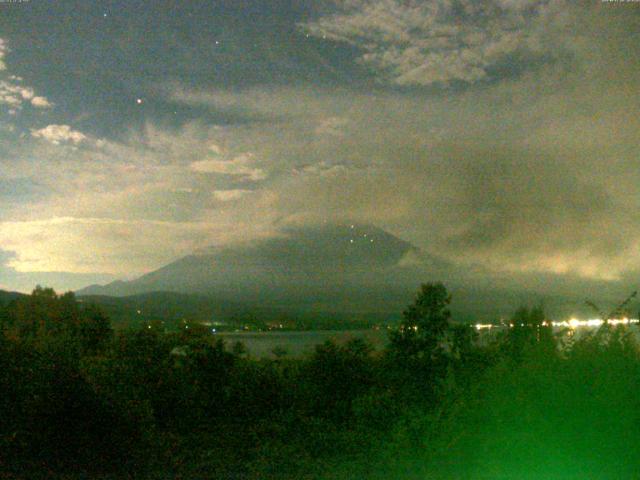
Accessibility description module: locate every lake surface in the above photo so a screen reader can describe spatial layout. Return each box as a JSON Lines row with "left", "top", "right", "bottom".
{"left": 215, "top": 329, "right": 389, "bottom": 358}
{"left": 214, "top": 323, "right": 640, "bottom": 358}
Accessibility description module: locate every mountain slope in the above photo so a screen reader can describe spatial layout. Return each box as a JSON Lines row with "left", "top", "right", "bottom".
{"left": 75, "top": 223, "right": 616, "bottom": 323}
{"left": 76, "top": 224, "right": 436, "bottom": 311}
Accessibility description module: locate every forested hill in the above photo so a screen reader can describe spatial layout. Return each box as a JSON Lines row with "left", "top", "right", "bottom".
{"left": 0, "top": 290, "right": 26, "bottom": 307}
{"left": 77, "top": 290, "right": 399, "bottom": 331}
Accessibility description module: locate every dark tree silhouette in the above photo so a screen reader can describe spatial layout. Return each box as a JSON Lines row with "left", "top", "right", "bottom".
{"left": 505, "top": 304, "right": 554, "bottom": 360}
{"left": 78, "top": 305, "right": 113, "bottom": 355}
{"left": 389, "top": 282, "right": 451, "bottom": 361}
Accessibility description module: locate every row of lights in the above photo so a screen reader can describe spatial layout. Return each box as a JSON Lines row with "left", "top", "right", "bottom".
{"left": 474, "top": 318, "right": 640, "bottom": 331}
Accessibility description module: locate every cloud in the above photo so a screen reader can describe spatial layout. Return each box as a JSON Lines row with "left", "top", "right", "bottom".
{"left": 0, "top": 39, "right": 52, "bottom": 111}
{"left": 212, "top": 189, "right": 251, "bottom": 202}
{"left": 425, "top": 149, "right": 640, "bottom": 281}
{"left": 30, "top": 96, "right": 52, "bottom": 108}
{"left": 0, "top": 247, "right": 115, "bottom": 293}
{"left": 0, "top": 38, "right": 6, "bottom": 71}
{"left": 0, "top": 217, "right": 213, "bottom": 275}
{"left": 190, "top": 152, "right": 266, "bottom": 181}
{"left": 0, "top": 121, "right": 285, "bottom": 276}
{"left": 294, "top": 161, "right": 348, "bottom": 178}
{"left": 165, "top": 30, "right": 640, "bottom": 279}
{"left": 315, "top": 116, "right": 348, "bottom": 136}
{"left": 0, "top": 82, "right": 33, "bottom": 104}
{"left": 300, "top": 0, "right": 575, "bottom": 86}
{"left": 31, "top": 124, "right": 87, "bottom": 145}
{"left": 0, "top": 214, "right": 284, "bottom": 277}
{"left": 11, "top": 66, "right": 640, "bottom": 284}
{"left": 2, "top": 5, "right": 639, "bottom": 295}
{"left": 208, "top": 143, "right": 223, "bottom": 155}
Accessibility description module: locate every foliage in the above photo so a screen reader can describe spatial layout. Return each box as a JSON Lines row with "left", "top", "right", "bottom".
{"left": 2, "top": 285, "right": 640, "bottom": 479}
{"left": 503, "top": 304, "right": 555, "bottom": 361}
{"left": 0, "top": 286, "right": 113, "bottom": 357}
{"left": 389, "top": 282, "right": 451, "bottom": 360}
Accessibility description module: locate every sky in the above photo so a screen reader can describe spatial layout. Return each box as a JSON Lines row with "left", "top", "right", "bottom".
{"left": 0, "top": 0, "right": 639, "bottom": 299}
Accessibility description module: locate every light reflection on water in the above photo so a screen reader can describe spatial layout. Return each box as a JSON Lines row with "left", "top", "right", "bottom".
{"left": 213, "top": 320, "right": 640, "bottom": 358}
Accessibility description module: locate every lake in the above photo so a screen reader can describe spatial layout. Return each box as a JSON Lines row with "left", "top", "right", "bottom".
{"left": 215, "top": 329, "right": 390, "bottom": 358}
{"left": 214, "top": 323, "right": 640, "bottom": 358}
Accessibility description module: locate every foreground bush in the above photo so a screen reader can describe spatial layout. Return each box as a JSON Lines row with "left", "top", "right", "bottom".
{"left": 2, "top": 286, "right": 640, "bottom": 479}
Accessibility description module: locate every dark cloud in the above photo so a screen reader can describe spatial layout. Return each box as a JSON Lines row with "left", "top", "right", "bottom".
{"left": 443, "top": 151, "right": 614, "bottom": 250}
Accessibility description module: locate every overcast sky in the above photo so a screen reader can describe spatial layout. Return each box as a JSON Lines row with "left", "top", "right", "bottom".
{"left": 0, "top": 0, "right": 638, "bottom": 295}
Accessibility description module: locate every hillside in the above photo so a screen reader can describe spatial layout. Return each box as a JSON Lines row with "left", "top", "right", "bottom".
{"left": 0, "top": 290, "right": 26, "bottom": 307}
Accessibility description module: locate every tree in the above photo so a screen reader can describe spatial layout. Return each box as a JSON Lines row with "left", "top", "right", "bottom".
{"left": 388, "top": 282, "right": 451, "bottom": 362}
{"left": 12, "top": 286, "right": 61, "bottom": 340}
{"left": 78, "top": 305, "right": 113, "bottom": 355}
{"left": 2, "top": 287, "right": 113, "bottom": 357}
{"left": 505, "top": 304, "right": 554, "bottom": 361}
{"left": 450, "top": 323, "right": 478, "bottom": 361}
{"left": 232, "top": 340, "right": 247, "bottom": 357}
{"left": 304, "top": 339, "right": 375, "bottom": 422}
{"left": 271, "top": 345, "right": 289, "bottom": 359}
